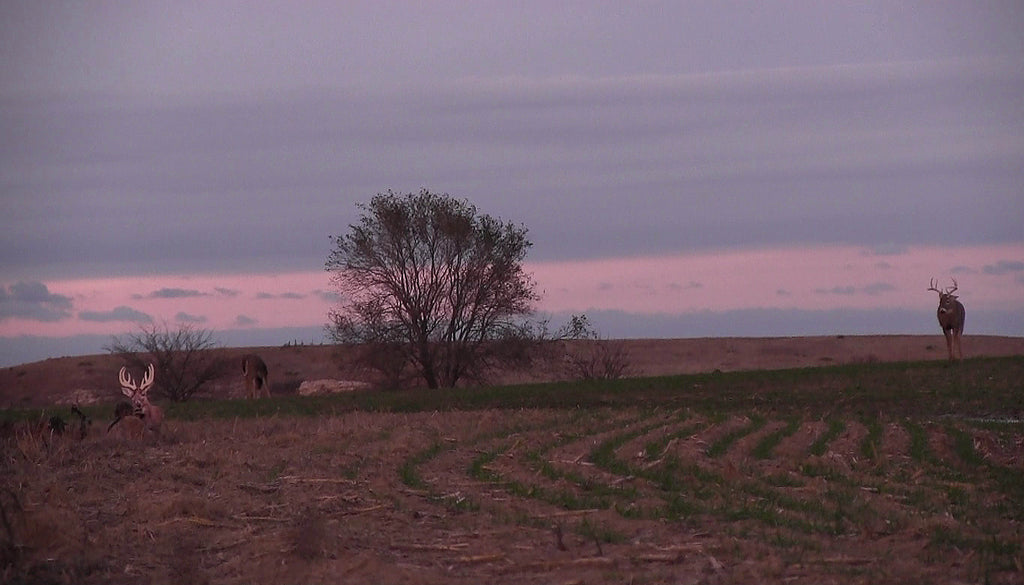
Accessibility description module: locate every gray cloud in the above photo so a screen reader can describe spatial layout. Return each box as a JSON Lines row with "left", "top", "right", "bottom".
{"left": 816, "top": 283, "right": 896, "bottom": 297}
{"left": 982, "top": 260, "right": 1024, "bottom": 275}
{"left": 235, "top": 315, "right": 258, "bottom": 327}
{"left": 79, "top": 306, "right": 152, "bottom": 323}
{"left": 816, "top": 286, "right": 857, "bottom": 296}
{"left": 175, "top": 312, "right": 208, "bottom": 324}
{"left": 861, "top": 245, "right": 908, "bottom": 257}
{"left": 255, "top": 292, "right": 306, "bottom": 300}
{"left": 0, "top": 281, "right": 73, "bottom": 322}
{"left": 862, "top": 282, "right": 897, "bottom": 296}
{"left": 313, "top": 289, "right": 341, "bottom": 303}
{"left": 215, "top": 287, "right": 240, "bottom": 297}
{"left": 137, "top": 288, "right": 209, "bottom": 299}
{"left": 2, "top": 56, "right": 1022, "bottom": 279}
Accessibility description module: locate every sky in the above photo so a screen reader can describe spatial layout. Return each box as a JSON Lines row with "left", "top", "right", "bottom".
{"left": 1, "top": 1, "right": 1023, "bottom": 367}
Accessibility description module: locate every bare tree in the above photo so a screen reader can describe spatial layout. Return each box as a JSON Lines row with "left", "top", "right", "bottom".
{"left": 928, "top": 278, "right": 966, "bottom": 361}
{"left": 106, "top": 323, "right": 225, "bottom": 402}
{"left": 557, "top": 314, "right": 633, "bottom": 380}
{"left": 326, "top": 190, "right": 539, "bottom": 389}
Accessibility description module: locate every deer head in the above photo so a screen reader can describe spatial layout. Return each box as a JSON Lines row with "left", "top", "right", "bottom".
{"left": 927, "top": 278, "right": 960, "bottom": 315}
{"left": 118, "top": 364, "right": 162, "bottom": 431}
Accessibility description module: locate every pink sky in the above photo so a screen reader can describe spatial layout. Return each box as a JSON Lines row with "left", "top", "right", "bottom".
{"left": 3, "top": 244, "right": 1021, "bottom": 339}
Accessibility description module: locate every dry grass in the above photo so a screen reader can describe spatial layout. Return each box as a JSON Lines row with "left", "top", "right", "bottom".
{"left": 2, "top": 337, "right": 1024, "bottom": 584}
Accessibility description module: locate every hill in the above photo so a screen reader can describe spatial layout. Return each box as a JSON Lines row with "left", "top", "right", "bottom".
{"left": 3, "top": 335, "right": 1024, "bottom": 409}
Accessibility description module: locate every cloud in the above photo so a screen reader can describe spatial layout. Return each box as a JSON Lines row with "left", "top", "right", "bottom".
{"left": 215, "top": 287, "right": 240, "bottom": 297}
{"left": 862, "top": 282, "right": 896, "bottom": 295}
{"left": 175, "top": 312, "right": 208, "bottom": 324}
{"left": 313, "top": 289, "right": 341, "bottom": 303}
{"left": 3, "top": 54, "right": 1022, "bottom": 279}
{"left": 255, "top": 292, "right": 306, "bottom": 300}
{"left": 982, "top": 260, "right": 1024, "bottom": 275}
{"left": 861, "top": 245, "right": 908, "bottom": 257}
{"left": 235, "top": 314, "right": 258, "bottom": 327}
{"left": 145, "top": 288, "right": 209, "bottom": 299}
{"left": 816, "top": 286, "right": 857, "bottom": 296}
{"left": 0, "top": 281, "right": 73, "bottom": 322}
{"left": 815, "top": 282, "right": 895, "bottom": 296}
{"left": 79, "top": 306, "right": 153, "bottom": 323}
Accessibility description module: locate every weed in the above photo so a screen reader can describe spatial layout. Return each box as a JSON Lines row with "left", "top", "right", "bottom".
{"left": 808, "top": 418, "right": 845, "bottom": 457}
{"left": 902, "top": 419, "right": 932, "bottom": 462}
{"left": 399, "top": 441, "right": 443, "bottom": 489}
{"left": 859, "top": 416, "right": 883, "bottom": 462}
{"left": 706, "top": 414, "right": 765, "bottom": 457}
{"left": 752, "top": 416, "right": 801, "bottom": 459}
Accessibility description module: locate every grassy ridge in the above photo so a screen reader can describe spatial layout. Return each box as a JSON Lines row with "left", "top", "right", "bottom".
{"left": 175, "top": 355, "right": 1024, "bottom": 419}
{"left": 5, "top": 355, "right": 1023, "bottom": 422}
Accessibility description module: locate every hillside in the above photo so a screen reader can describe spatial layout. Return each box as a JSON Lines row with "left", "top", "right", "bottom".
{"left": 3, "top": 335, "right": 1024, "bottom": 409}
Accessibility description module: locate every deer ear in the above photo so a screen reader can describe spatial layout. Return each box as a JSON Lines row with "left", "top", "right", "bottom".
{"left": 121, "top": 386, "right": 134, "bottom": 398}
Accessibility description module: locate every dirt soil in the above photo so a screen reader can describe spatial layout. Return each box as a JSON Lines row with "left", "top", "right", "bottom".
{"left": 3, "top": 336, "right": 1024, "bottom": 585}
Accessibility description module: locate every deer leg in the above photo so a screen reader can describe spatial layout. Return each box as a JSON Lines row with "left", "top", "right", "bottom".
{"left": 954, "top": 330, "right": 963, "bottom": 361}
{"left": 943, "top": 329, "right": 954, "bottom": 361}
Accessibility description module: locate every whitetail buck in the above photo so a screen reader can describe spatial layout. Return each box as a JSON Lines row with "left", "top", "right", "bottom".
{"left": 110, "top": 364, "right": 164, "bottom": 437}
{"left": 928, "top": 278, "right": 966, "bottom": 361}
{"left": 241, "top": 354, "right": 271, "bottom": 399}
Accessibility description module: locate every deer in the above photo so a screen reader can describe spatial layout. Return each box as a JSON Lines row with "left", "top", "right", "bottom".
{"left": 109, "top": 363, "right": 164, "bottom": 437}
{"left": 241, "top": 354, "right": 271, "bottom": 399}
{"left": 928, "top": 278, "right": 966, "bottom": 362}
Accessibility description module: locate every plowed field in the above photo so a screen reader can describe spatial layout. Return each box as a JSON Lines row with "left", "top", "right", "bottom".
{"left": 4, "top": 356, "right": 1023, "bottom": 584}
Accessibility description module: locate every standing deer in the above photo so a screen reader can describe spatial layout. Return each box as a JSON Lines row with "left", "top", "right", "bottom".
{"left": 111, "top": 364, "right": 164, "bottom": 437}
{"left": 241, "top": 354, "right": 271, "bottom": 399}
{"left": 928, "top": 278, "right": 966, "bottom": 361}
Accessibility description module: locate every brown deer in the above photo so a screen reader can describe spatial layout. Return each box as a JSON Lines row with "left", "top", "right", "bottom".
{"left": 241, "top": 354, "right": 271, "bottom": 399}
{"left": 928, "top": 278, "right": 966, "bottom": 361}
{"left": 111, "top": 364, "right": 164, "bottom": 437}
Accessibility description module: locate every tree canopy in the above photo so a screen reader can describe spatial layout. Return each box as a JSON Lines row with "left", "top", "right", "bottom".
{"left": 326, "top": 189, "right": 538, "bottom": 389}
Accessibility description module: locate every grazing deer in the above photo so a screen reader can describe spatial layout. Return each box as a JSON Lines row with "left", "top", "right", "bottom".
{"left": 241, "top": 354, "right": 271, "bottom": 399}
{"left": 928, "top": 278, "right": 966, "bottom": 361}
{"left": 111, "top": 364, "right": 164, "bottom": 436}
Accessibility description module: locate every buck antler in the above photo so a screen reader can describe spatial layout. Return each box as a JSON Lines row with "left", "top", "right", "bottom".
{"left": 139, "top": 363, "right": 155, "bottom": 393}
{"left": 946, "top": 278, "right": 958, "bottom": 295}
{"left": 927, "top": 278, "right": 943, "bottom": 294}
{"left": 118, "top": 366, "right": 136, "bottom": 393}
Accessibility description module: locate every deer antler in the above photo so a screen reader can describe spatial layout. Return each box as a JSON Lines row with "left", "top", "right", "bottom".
{"left": 119, "top": 366, "right": 136, "bottom": 394}
{"left": 139, "top": 363, "right": 155, "bottom": 394}
{"left": 946, "top": 278, "right": 958, "bottom": 295}
{"left": 927, "top": 278, "right": 942, "bottom": 293}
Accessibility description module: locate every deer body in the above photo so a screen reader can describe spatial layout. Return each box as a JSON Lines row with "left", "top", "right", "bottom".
{"left": 929, "top": 278, "right": 965, "bottom": 361}
{"left": 241, "top": 354, "right": 271, "bottom": 398}
{"left": 115, "top": 364, "right": 163, "bottom": 436}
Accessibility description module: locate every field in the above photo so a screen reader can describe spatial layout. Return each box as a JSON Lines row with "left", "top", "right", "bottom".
{"left": 3, "top": 337, "right": 1024, "bottom": 584}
